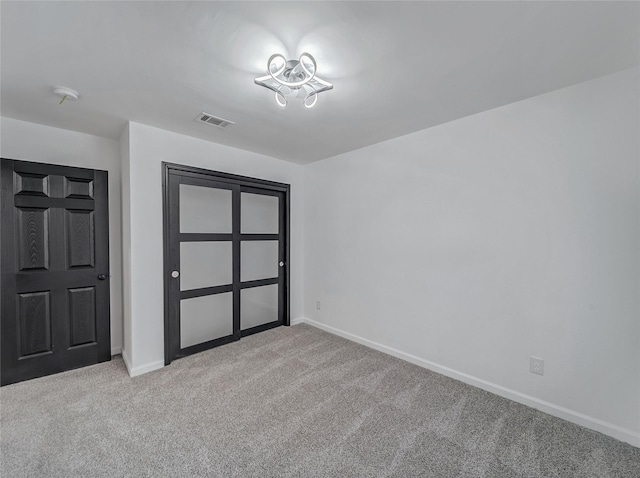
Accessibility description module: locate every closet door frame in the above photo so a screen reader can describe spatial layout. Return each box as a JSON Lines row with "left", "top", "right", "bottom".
{"left": 161, "top": 162, "right": 290, "bottom": 366}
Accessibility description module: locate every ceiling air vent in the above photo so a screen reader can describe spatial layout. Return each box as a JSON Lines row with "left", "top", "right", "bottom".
{"left": 195, "top": 112, "right": 235, "bottom": 129}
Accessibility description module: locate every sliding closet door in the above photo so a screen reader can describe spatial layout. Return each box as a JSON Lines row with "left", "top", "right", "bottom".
{"left": 240, "top": 188, "right": 285, "bottom": 333}
{"left": 166, "top": 175, "right": 238, "bottom": 359}
{"left": 164, "top": 164, "right": 289, "bottom": 365}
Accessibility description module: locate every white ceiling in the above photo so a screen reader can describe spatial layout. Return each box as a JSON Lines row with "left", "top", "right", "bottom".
{"left": 2, "top": 1, "right": 638, "bottom": 164}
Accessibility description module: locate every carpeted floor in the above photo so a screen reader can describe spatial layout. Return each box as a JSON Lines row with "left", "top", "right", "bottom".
{"left": 1, "top": 324, "right": 638, "bottom": 477}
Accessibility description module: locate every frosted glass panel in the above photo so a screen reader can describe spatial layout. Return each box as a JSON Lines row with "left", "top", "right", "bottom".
{"left": 241, "top": 285, "right": 278, "bottom": 330}
{"left": 241, "top": 193, "right": 278, "bottom": 233}
{"left": 180, "top": 293, "right": 233, "bottom": 348}
{"left": 180, "top": 184, "right": 232, "bottom": 233}
{"left": 241, "top": 241, "right": 278, "bottom": 281}
{"left": 180, "top": 242, "right": 232, "bottom": 290}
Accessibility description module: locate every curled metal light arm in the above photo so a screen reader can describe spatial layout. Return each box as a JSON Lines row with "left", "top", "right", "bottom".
{"left": 298, "top": 52, "right": 317, "bottom": 81}
{"left": 275, "top": 86, "right": 287, "bottom": 108}
{"left": 313, "top": 77, "right": 333, "bottom": 88}
{"left": 304, "top": 90, "right": 318, "bottom": 109}
{"left": 267, "top": 53, "right": 287, "bottom": 77}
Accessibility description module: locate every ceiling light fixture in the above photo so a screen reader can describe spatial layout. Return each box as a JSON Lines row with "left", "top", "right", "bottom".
{"left": 53, "top": 86, "right": 79, "bottom": 104}
{"left": 254, "top": 53, "right": 333, "bottom": 109}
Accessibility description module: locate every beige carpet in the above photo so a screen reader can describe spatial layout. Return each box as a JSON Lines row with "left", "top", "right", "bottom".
{"left": 1, "top": 324, "right": 639, "bottom": 477}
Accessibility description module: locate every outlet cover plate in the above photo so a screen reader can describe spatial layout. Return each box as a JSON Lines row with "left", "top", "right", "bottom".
{"left": 530, "top": 357, "right": 544, "bottom": 375}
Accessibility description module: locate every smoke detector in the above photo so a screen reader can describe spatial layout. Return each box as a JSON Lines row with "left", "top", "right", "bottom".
{"left": 53, "top": 87, "right": 79, "bottom": 104}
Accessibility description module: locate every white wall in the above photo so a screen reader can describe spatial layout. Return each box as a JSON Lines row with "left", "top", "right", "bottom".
{"left": 121, "top": 122, "right": 304, "bottom": 376}
{"left": 119, "top": 125, "right": 132, "bottom": 366}
{"left": 0, "top": 117, "right": 124, "bottom": 354}
{"left": 303, "top": 68, "right": 640, "bottom": 445}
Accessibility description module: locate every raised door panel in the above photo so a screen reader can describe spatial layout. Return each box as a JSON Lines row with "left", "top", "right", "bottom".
{"left": 18, "top": 291, "right": 52, "bottom": 357}
{"left": 15, "top": 172, "right": 49, "bottom": 196}
{"left": 64, "top": 177, "right": 94, "bottom": 199}
{"left": 66, "top": 209, "right": 95, "bottom": 268}
{"left": 16, "top": 207, "right": 49, "bottom": 271}
{"left": 68, "top": 287, "right": 97, "bottom": 347}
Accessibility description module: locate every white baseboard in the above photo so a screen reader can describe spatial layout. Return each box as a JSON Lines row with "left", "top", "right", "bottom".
{"left": 119, "top": 317, "right": 308, "bottom": 377}
{"left": 295, "top": 317, "right": 640, "bottom": 448}
{"left": 111, "top": 346, "right": 122, "bottom": 356}
{"left": 121, "top": 349, "right": 132, "bottom": 375}
{"left": 130, "top": 359, "right": 164, "bottom": 378}
{"left": 119, "top": 349, "right": 164, "bottom": 377}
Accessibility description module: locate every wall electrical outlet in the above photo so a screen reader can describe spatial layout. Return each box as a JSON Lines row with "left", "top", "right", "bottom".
{"left": 530, "top": 357, "right": 544, "bottom": 376}
{"left": 316, "top": 301, "right": 321, "bottom": 310}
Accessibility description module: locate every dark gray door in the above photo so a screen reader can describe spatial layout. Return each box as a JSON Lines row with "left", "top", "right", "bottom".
{"left": 163, "top": 163, "right": 289, "bottom": 365}
{"left": 1, "top": 159, "right": 111, "bottom": 386}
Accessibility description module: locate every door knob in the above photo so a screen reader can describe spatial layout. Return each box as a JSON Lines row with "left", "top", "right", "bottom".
{"left": 279, "top": 261, "right": 285, "bottom": 267}
{"left": 97, "top": 274, "right": 106, "bottom": 280}
{"left": 171, "top": 270, "right": 180, "bottom": 278}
